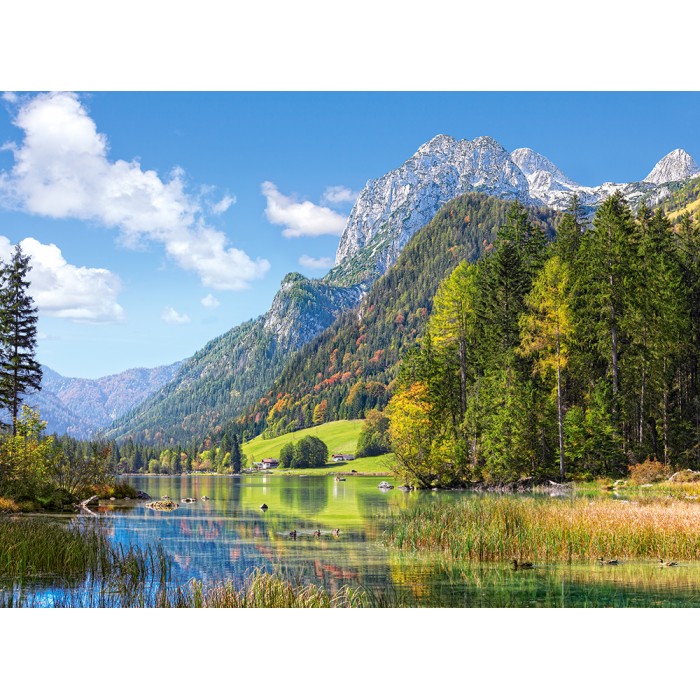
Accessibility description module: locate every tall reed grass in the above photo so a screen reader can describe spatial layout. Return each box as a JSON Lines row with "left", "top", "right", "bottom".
{"left": 385, "top": 496, "right": 700, "bottom": 562}
{"left": 0, "top": 516, "right": 369, "bottom": 607}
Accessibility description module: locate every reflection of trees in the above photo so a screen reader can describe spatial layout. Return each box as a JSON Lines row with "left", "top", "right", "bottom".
{"left": 295, "top": 478, "right": 329, "bottom": 515}
{"left": 280, "top": 483, "right": 295, "bottom": 509}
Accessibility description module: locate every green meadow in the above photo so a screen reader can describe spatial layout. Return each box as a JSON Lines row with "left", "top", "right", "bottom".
{"left": 241, "top": 420, "right": 395, "bottom": 475}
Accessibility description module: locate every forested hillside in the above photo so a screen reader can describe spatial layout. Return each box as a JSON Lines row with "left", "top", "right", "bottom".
{"left": 387, "top": 194, "right": 700, "bottom": 487}
{"left": 105, "top": 274, "right": 362, "bottom": 444}
{"left": 662, "top": 175, "right": 700, "bottom": 220}
{"left": 234, "top": 194, "right": 558, "bottom": 439}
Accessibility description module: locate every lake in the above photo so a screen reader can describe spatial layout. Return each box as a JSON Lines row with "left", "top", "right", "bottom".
{"left": 76, "top": 474, "right": 700, "bottom": 607}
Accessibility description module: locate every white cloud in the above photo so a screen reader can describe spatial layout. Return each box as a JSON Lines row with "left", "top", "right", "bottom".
{"left": 162, "top": 306, "right": 191, "bottom": 324}
{"left": 0, "top": 92, "right": 269, "bottom": 291}
{"left": 321, "top": 185, "right": 359, "bottom": 205}
{"left": 261, "top": 181, "right": 347, "bottom": 238}
{"left": 201, "top": 293, "right": 220, "bottom": 308}
{"left": 2, "top": 92, "right": 17, "bottom": 104}
{"left": 0, "top": 236, "right": 125, "bottom": 323}
{"left": 211, "top": 194, "right": 236, "bottom": 214}
{"left": 298, "top": 254, "right": 334, "bottom": 270}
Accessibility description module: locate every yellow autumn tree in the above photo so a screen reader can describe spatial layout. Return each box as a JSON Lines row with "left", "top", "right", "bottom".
{"left": 518, "top": 255, "right": 572, "bottom": 479}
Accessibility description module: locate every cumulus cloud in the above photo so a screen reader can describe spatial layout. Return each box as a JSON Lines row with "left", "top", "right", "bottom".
{"left": 2, "top": 92, "right": 18, "bottom": 104}
{"left": 211, "top": 194, "right": 236, "bottom": 214}
{"left": 321, "top": 185, "right": 359, "bottom": 205}
{"left": 298, "top": 254, "right": 334, "bottom": 270}
{"left": 162, "top": 306, "right": 191, "bottom": 324}
{"left": 201, "top": 293, "right": 220, "bottom": 308}
{"left": 0, "top": 236, "right": 125, "bottom": 323}
{"left": 261, "top": 181, "right": 347, "bottom": 238}
{"left": 0, "top": 92, "right": 269, "bottom": 290}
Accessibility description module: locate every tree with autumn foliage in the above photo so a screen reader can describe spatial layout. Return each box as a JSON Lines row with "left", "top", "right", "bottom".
{"left": 518, "top": 255, "right": 572, "bottom": 479}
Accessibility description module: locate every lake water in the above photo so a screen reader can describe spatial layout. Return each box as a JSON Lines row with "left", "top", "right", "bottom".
{"left": 78, "top": 474, "right": 700, "bottom": 607}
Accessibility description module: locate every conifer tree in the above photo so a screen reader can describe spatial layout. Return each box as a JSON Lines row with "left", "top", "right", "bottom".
{"left": 231, "top": 434, "right": 242, "bottom": 473}
{"left": 575, "top": 192, "right": 636, "bottom": 421}
{"left": 0, "top": 245, "right": 42, "bottom": 434}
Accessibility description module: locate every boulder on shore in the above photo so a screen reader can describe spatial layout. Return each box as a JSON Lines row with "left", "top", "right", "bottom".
{"left": 668, "top": 470, "right": 700, "bottom": 483}
{"left": 135, "top": 491, "right": 151, "bottom": 500}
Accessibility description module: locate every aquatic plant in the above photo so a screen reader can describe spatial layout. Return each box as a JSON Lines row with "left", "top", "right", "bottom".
{"left": 385, "top": 496, "right": 700, "bottom": 562}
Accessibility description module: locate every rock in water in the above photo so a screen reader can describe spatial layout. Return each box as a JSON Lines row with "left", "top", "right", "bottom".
{"left": 378, "top": 481, "right": 394, "bottom": 490}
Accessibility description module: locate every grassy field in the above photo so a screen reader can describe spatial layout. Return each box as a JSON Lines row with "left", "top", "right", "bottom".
{"left": 241, "top": 420, "right": 395, "bottom": 475}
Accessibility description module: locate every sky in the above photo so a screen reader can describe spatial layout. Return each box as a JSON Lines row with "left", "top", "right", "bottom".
{"left": 1, "top": 91, "right": 700, "bottom": 378}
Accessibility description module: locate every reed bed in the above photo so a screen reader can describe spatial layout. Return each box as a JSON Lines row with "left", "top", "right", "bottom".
{"left": 0, "top": 517, "right": 370, "bottom": 607}
{"left": 0, "top": 517, "right": 113, "bottom": 579}
{"left": 170, "top": 571, "right": 369, "bottom": 608}
{"left": 0, "top": 515, "right": 171, "bottom": 603}
{"left": 385, "top": 496, "right": 700, "bottom": 562}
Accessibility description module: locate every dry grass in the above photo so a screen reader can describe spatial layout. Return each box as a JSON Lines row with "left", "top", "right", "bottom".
{"left": 386, "top": 496, "right": 700, "bottom": 562}
{"left": 175, "top": 571, "right": 369, "bottom": 608}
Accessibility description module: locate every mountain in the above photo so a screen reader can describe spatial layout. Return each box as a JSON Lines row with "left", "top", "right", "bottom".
{"left": 326, "top": 136, "right": 696, "bottom": 286}
{"left": 235, "top": 193, "right": 558, "bottom": 439}
{"left": 89, "top": 135, "right": 699, "bottom": 444}
{"left": 104, "top": 274, "right": 363, "bottom": 443}
{"left": 327, "top": 135, "right": 530, "bottom": 285}
{"left": 29, "top": 362, "right": 183, "bottom": 438}
{"left": 644, "top": 149, "right": 700, "bottom": 185}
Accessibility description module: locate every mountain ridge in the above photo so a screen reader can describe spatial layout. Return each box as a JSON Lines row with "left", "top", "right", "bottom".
{"left": 37, "top": 134, "right": 700, "bottom": 442}
{"left": 327, "top": 136, "right": 697, "bottom": 286}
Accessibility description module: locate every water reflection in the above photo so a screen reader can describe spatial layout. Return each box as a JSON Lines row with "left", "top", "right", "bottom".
{"left": 12, "top": 475, "right": 700, "bottom": 607}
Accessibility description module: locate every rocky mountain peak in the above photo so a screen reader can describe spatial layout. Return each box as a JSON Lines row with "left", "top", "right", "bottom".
{"left": 415, "top": 133, "right": 457, "bottom": 156}
{"left": 511, "top": 147, "right": 578, "bottom": 187}
{"left": 644, "top": 148, "right": 700, "bottom": 184}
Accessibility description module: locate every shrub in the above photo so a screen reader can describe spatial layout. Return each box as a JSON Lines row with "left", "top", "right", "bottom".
{"left": 628, "top": 459, "right": 672, "bottom": 484}
{"left": 0, "top": 496, "right": 20, "bottom": 513}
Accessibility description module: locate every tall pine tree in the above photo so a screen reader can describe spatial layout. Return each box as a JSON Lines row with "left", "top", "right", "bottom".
{"left": 0, "top": 245, "right": 42, "bottom": 434}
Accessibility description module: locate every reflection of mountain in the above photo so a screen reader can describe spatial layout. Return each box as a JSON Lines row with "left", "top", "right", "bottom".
{"left": 111, "top": 475, "right": 402, "bottom": 591}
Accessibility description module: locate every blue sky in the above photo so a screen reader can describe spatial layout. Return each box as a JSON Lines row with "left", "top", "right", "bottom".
{"left": 1, "top": 91, "right": 699, "bottom": 378}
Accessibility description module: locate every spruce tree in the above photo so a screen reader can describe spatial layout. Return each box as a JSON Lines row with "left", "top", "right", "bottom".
{"left": 231, "top": 434, "right": 242, "bottom": 473}
{"left": 0, "top": 245, "right": 42, "bottom": 434}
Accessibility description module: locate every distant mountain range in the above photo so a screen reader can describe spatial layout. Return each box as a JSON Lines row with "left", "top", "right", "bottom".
{"left": 36, "top": 135, "right": 700, "bottom": 443}
{"left": 29, "top": 363, "right": 182, "bottom": 438}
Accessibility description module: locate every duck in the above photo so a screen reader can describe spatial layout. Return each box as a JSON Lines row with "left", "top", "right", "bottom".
{"left": 512, "top": 559, "right": 534, "bottom": 570}
{"left": 332, "top": 528, "right": 340, "bottom": 537}
{"left": 289, "top": 530, "right": 297, "bottom": 538}
{"left": 314, "top": 529, "right": 321, "bottom": 538}
{"left": 659, "top": 559, "right": 679, "bottom": 567}
{"left": 598, "top": 557, "right": 619, "bottom": 565}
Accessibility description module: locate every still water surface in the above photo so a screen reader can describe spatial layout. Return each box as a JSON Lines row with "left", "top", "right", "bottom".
{"left": 88, "top": 474, "right": 700, "bottom": 607}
